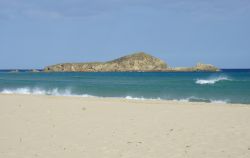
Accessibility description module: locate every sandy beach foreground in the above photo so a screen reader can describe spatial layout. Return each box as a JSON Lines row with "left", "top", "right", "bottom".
{"left": 0, "top": 94, "right": 250, "bottom": 158}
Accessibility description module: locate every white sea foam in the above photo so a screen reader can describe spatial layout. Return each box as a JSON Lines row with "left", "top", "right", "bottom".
{"left": 0, "top": 87, "right": 94, "bottom": 97}
{"left": 125, "top": 96, "right": 161, "bottom": 101}
{"left": 125, "top": 96, "right": 146, "bottom": 100}
{"left": 196, "top": 76, "right": 231, "bottom": 85}
{"left": 0, "top": 88, "right": 229, "bottom": 104}
{"left": 1, "top": 88, "right": 68, "bottom": 96}
{"left": 173, "top": 99, "right": 190, "bottom": 102}
{"left": 173, "top": 97, "right": 229, "bottom": 104}
{"left": 210, "top": 100, "right": 229, "bottom": 104}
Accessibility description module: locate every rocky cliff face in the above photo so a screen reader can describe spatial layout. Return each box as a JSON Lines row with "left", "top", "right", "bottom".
{"left": 193, "top": 63, "right": 219, "bottom": 72}
{"left": 44, "top": 52, "right": 219, "bottom": 72}
{"left": 170, "top": 63, "right": 220, "bottom": 72}
{"left": 44, "top": 52, "right": 168, "bottom": 72}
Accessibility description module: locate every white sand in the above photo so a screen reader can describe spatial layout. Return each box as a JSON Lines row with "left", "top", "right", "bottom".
{"left": 0, "top": 94, "right": 250, "bottom": 158}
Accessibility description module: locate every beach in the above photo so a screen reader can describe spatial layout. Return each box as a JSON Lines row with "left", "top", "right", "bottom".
{"left": 0, "top": 94, "right": 250, "bottom": 158}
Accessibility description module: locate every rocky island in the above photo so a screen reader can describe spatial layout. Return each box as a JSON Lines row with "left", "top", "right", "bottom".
{"left": 44, "top": 52, "right": 219, "bottom": 72}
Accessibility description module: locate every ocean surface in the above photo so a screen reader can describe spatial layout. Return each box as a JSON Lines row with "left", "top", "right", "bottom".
{"left": 0, "top": 69, "right": 250, "bottom": 104}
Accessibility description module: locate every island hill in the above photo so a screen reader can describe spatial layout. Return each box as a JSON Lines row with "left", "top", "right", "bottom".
{"left": 44, "top": 52, "right": 219, "bottom": 72}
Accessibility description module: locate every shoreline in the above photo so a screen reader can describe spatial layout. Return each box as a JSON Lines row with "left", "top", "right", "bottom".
{"left": 0, "top": 93, "right": 248, "bottom": 106}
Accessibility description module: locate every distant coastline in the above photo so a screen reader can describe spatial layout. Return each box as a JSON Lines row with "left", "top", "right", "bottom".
{"left": 44, "top": 52, "right": 220, "bottom": 72}
{"left": 1, "top": 69, "right": 250, "bottom": 73}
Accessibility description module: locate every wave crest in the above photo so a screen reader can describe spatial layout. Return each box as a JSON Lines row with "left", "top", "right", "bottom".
{"left": 0, "top": 88, "right": 229, "bottom": 104}
{"left": 174, "top": 97, "right": 229, "bottom": 104}
{"left": 196, "top": 76, "right": 231, "bottom": 85}
{"left": 0, "top": 88, "right": 92, "bottom": 97}
{"left": 125, "top": 96, "right": 161, "bottom": 101}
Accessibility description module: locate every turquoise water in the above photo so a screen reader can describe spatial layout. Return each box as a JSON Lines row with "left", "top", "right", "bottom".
{"left": 0, "top": 70, "right": 250, "bottom": 104}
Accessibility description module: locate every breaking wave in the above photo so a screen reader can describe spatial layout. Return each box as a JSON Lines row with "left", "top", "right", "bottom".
{"left": 0, "top": 88, "right": 92, "bottom": 97}
{"left": 125, "top": 96, "right": 229, "bottom": 104}
{"left": 174, "top": 97, "right": 229, "bottom": 104}
{"left": 0, "top": 88, "right": 229, "bottom": 104}
{"left": 125, "top": 96, "right": 161, "bottom": 101}
{"left": 196, "top": 76, "right": 231, "bottom": 85}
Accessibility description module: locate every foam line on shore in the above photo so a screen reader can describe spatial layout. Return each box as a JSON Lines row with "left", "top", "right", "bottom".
{"left": 0, "top": 87, "right": 230, "bottom": 104}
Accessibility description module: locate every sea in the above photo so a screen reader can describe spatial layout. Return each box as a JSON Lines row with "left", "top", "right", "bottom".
{"left": 0, "top": 69, "right": 250, "bottom": 104}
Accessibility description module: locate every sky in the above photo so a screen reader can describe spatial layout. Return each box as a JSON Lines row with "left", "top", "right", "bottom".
{"left": 0, "top": 0, "right": 250, "bottom": 69}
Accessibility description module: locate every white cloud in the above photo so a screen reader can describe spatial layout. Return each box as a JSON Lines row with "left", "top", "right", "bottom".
{"left": 0, "top": 0, "right": 249, "bottom": 20}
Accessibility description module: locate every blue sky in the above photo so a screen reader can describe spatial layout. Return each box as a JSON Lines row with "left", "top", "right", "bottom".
{"left": 0, "top": 0, "right": 250, "bottom": 69}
